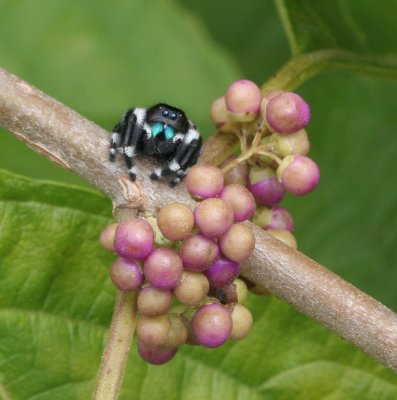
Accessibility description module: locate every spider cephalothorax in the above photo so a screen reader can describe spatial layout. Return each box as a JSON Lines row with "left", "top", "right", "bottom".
{"left": 109, "top": 103, "right": 202, "bottom": 186}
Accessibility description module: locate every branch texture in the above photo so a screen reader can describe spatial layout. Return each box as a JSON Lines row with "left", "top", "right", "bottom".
{"left": 1, "top": 68, "right": 397, "bottom": 373}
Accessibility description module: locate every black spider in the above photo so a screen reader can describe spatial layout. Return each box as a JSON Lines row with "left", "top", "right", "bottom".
{"left": 109, "top": 103, "right": 202, "bottom": 186}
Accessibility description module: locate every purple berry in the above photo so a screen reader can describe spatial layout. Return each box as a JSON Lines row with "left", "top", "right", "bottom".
{"left": 113, "top": 218, "right": 154, "bottom": 260}
{"left": 185, "top": 164, "right": 224, "bottom": 199}
{"left": 194, "top": 198, "right": 234, "bottom": 238}
{"left": 225, "top": 80, "right": 262, "bottom": 114}
{"left": 255, "top": 206, "right": 294, "bottom": 232}
{"left": 110, "top": 257, "right": 144, "bottom": 291}
{"left": 277, "top": 155, "right": 320, "bottom": 196}
{"left": 179, "top": 234, "right": 219, "bottom": 272}
{"left": 144, "top": 248, "right": 183, "bottom": 289}
{"left": 192, "top": 303, "right": 232, "bottom": 348}
{"left": 265, "top": 92, "right": 311, "bottom": 134}
{"left": 137, "top": 339, "right": 177, "bottom": 365}
{"left": 219, "top": 184, "right": 256, "bottom": 222}
{"left": 249, "top": 167, "right": 284, "bottom": 206}
{"left": 205, "top": 257, "right": 240, "bottom": 288}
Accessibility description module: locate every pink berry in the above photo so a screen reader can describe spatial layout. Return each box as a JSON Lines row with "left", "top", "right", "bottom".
{"left": 194, "top": 198, "right": 234, "bottom": 238}
{"left": 225, "top": 80, "right": 262, "bottom": 114}
{"left": 113, "top": 218, "right": 154, "bottom": 260}
{"left": 265, "top": 92, "right": 310, "bottom": 134}
{"left": 110, "top": 257, "right": 144, "bottom": 291}
{"left": 210, "top": 96, "right": 229, "bottom": 127}
{"left": 205, "top": 257, "right": 240, "bottom": 289}
{"left": 220, "top": 156, "right": 249, "bottom": 186}
{"left": 255, "top": 206, "right": 294, "bottom": 232}
{"left": 185, "top": 164, "right": 224, "bottom": 199}
{"left": 144, "top": 248, "right": 183, "bottom": 289}
{"left": 249, "top": 167, "right": 284, "bottom": 206}
{"left": 179, "top": 233, "right": 219, "bottom": 272}
{"left": 192, "top": 303, "right": 232, "bottom": 348}
{"left": 277, "top": 155, "right": 320, "bottom": 195}
{"left": 219, "top": 184, "right": 256, "bottom": 222}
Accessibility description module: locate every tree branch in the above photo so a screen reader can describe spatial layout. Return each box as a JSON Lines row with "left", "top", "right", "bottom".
{"left": 1, "top": 68, "right": 397, "bottom": 373}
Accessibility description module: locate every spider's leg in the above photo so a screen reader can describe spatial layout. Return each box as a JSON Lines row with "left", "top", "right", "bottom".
{"left": 109, "top": 122, "right": 122, "bottom": 161}
{"left": 122, "top": 108, "right": 146, "bottom": 181}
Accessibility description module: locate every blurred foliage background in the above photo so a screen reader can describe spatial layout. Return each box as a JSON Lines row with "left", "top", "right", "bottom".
{"left": 1, "top": 0, "right": 397, "bottom": 398}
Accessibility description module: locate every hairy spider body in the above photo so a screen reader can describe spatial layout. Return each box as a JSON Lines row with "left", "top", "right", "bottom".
{"left": 109, "top": 103, "right": 202, "bottom": 186}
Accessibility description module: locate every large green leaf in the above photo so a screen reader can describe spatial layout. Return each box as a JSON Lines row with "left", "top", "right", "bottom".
{"left": 1, "top": 168, "right": 396, "bottom": 399}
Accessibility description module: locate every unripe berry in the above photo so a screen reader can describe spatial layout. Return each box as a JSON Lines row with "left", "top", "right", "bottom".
{"left": 157, "top": 203, "right": 194, "bottom": 241}
{"left": 192, "top": 303, "right": 232, "bottom": 348}
{"left": 185, "top": 164, "right": 224, "bottom": 199}
{"left": 277, "top": 155, "right": 320, "bottom": 196}
{"left": 113, "top": 218, "right": 154, "bottom": 260}
{"left": 110, "top": 257, "right": 144, "bottom": 291}
{"left": 254, "top": 206, "right": 294, "bottom": 232}
{"left": 137, "top": 340, "right": 177, "bottom": 365}
{"left": 234, "top": 278, "right": 249, "bottom": 304}
{"left": 267, "top": 229, "right": 298, "bottom": 249}
{"left": 136, "top": 315, "right": 170, "bottom": 346}
{"left": 219, "top": 184, "right": 256, "bottom": 222}
{"left": 230, "top": 304, "right": 253, "bottom": 340}
{"left": 220, "top": 156, "right": 249, "bottom": 186}
{"left": 219, "top": 223, "right": 255, "bottom": 263}
{"left": 100, "top": 223, "right": 118, "bottom": 252}
{"left": 194, "top": 198, "right": 234, "bottom": 238}
{"left": 249, "top": 167, "right": 284, "bottom": 206}
{"left": 272, "top": 129, "right": 310, "bottom": 157}
{"left": 205, "top": 257, "right": 240, "bottom": 289}
{"left": 210, "top": 96, "right": 229, "bottom": 127}
{"left": 265, "top": 91, "right": 310, "bottom": 134}
{"left": 163, "top": 315, "right": 188, "bottom": 348}
{"left": 225, "top": 80, "right": 262, "bottom": 114}
{"left": 144, "top": 248, "right": 183, "bottom": 289}
{"left": 174, "top": 271, "right": 209, "bottom": 305}
{"left": 137, "top": 286, "right": 173, "bottom": 316}
{"left": 179, "top": 234, "right": 219, "bottom": 272}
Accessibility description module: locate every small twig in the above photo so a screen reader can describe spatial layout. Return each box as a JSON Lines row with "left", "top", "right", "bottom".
{"left": 1, "top": 67, "right": 397, "bottom": 375}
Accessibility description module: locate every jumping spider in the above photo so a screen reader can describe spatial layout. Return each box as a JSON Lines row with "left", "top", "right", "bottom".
{"left": 109, "top": 103, "right": 202, "bottom": 186}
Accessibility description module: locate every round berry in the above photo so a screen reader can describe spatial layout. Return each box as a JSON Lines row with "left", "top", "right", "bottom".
{"left": 137, "top": 340, "right": 177, "bottom": 365}
{"left": 179, "top": 234, "right": 219, "bottom": 272}
{"left": 267, "top": 229, "right": 298, "bottom": 249}
{"left": 210, "top": 96, "right": 229, "bottom": 127}
{"left": 144, "top": 248, "right": 183, "bottom": 289}
{"left": 110, "top": 257, "right": 144, "bottom": 291}
{"left": 100, "top": 223, "right": 118, "bottom": 252}
{"left": 265, "top": 91, "right": 310, "bottom": 134}
{"left": 225, "top": 80, "right": 262, "bottom": 114}
{"left": 136, "top": 315, "right": 170, "bottom": 346}
{"left": 163, "top": 315, "right": 188, "bottom": 348}
{"left": 277, "top": 155, "right": 320, "bottom": 195}
{"left": 219, "top": 223, "right": 255, "bottom": 263}
{"left": 255, "top": 206, "right": 294, "bottom": 232}
{"left": 185, "top": 164, "right": 224, "bottom": 199}
{"left": 219, "top": 184, "right": 256, "bottom": 222}
{"left": 192, "top": 303, "right": 232, "bottom": 348}
{"left": 137, "top": 286, "right": 173, "bottom": 317}
{"left": 174, "top": 271, "right": 209, "bottom": 305}
{"left": 230, "top": 304, "right": 253, "bottom": 340}
{"left": 272, "top": 130, "right": 310, "bottom": 157}
{"left": 113, "top": 218, "right": 154, "bottom": 260}
{"left": 157, "top": 203, "right": 194, "bottom": 241}
{"left": 194, "top": 198, "right": 234, "bottom": 238}
{"left": 205, "top": 257, "right": 240, "bottom": 289}
{"left": 220, "top": 156, "right": 249, "bottom": 186}
{"left": 249, "top": 167, "right": 284, "bottom": 206}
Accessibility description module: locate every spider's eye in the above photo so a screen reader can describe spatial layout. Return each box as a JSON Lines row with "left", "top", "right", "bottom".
{"left": 164, "top": 126, "right": 175, "bottom": 140}
{"left": 170, "top": 112, "right": 177, "bottom": 120}
{"left": 162, "top": 110, "right": 169, "bottom": 117}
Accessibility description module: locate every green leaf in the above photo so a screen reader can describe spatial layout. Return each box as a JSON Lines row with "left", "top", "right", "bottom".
{"left": 1, "top": 169, "right": 396, "bottom": 399}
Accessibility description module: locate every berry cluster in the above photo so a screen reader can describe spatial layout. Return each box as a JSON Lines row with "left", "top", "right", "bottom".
{"left": 100, "top": 165, "right": 255, "bottom": 364}
{"left": 211, "top": 80, "right": 320, "bottom": 248}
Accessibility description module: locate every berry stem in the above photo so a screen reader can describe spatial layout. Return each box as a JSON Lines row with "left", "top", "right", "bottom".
{"left": 93, "top": 290, "right": 138, "bottom": 400}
